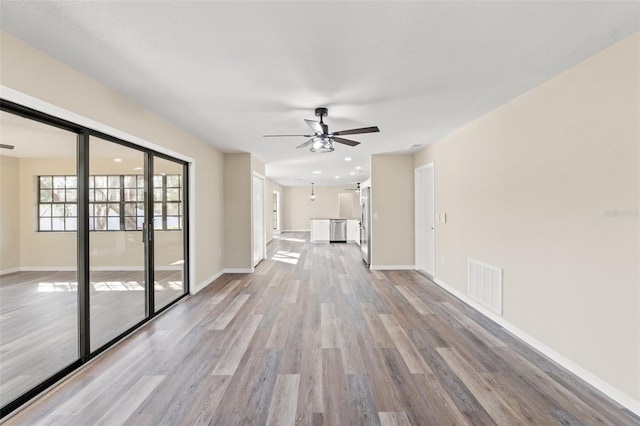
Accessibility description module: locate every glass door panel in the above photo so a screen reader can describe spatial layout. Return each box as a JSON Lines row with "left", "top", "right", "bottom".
{"left": 89, "top": 136, "right": 147, "bottom": 351}
{"left": 153, "top": 157, "right": 185, "bottom": 310}
{"left": 0, "top": 111, "right": 79, "bottom": 407}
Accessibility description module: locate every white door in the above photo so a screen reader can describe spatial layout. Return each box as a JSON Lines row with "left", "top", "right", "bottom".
{"left": 252, "top": 173, "right": 265, "bottom": 267}
{"left": 415, "top": 164, "right": 434, "bottom": 276}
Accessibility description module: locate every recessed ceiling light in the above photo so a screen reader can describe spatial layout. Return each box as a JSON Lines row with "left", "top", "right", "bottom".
{"left": 355, "top": 166, "right": 362, "bottom": 170}
{"left": 133, "top": 167, "right": 143, "bottom": 171}
{"left": 344, "top": 157, "right": 352, "bottom": 162}
{"left": 349, "top": 172, "right": 356, "bottom": 175}
{"left": 312, "top": 171, "right": 322, "bottom": 174}
{"left": 335, "top": 176, "right": 340, "bottom": 179}
{"left": 114, "top": 158, "right": 122, "bottom": 163}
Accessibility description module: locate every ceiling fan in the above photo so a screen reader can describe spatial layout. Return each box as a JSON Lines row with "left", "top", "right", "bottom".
{"left": 345, "top": 183, "right": 361, "bottom": 193}
{"left": 263, "top": 107, "right": 379, "bottom": 153}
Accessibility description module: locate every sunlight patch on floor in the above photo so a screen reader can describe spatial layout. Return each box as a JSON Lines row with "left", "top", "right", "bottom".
{"left": 272, "top": 250, "right": 300, "bottom": 265}
{"left": 37, "top": 282, "right": 78, "bottom": 292}
{"left": 274, "top": 236, "right": 306, "bottom": 243}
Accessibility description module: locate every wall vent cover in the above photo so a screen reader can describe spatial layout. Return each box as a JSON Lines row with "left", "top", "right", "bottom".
{"left": 468, "top": 259, "right": 503, "bottom": 315}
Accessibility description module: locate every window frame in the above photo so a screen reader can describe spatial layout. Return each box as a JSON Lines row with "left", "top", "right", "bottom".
{"left": 37, "top": 174, "right": 182, "bottom": 232}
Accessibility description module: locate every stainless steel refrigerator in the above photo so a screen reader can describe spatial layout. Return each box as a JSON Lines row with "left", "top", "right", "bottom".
{"left": 360, "top": 187, "right": 371, "bottom": 266}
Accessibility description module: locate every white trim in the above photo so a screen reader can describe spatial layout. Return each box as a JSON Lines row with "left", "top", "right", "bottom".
{"left": 282, "top": 229, "right": 310, "bottom": 232}
{"left": 431, "top": 277, "right": 640, "bottom": 416}
{"left": 10, "top": 266, "right": 77, "bottom": 272}
{"left": 252, "top": 172, "right": 266, "bottom": 268}
{"left": 414, "top": 162, "right": 435, "bottom": 277}
{"left": 223, "top": 268, "right": 254, "bottom": 274}
{"left": 0, "top": 267, "right": 20, "bottom": 276}
{"left": 190, "top": 270, "right": 224, "bottom": 295}
{"left": 370, "top": 265, "right": 416, "bottom": 271}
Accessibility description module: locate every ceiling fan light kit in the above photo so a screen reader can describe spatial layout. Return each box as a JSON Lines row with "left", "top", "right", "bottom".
{"left": 264, "top": 107, "right": 379, "bottom": 153}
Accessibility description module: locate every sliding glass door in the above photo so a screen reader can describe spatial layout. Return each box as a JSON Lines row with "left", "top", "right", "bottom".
{"left": 152, "top": 156, "right": 186, "bottom": 311}
{"left": 0, "top": 103, "right": 189, "bottom": 418}
{"left": 0, "top": 111, "right": 80, "bottom": 409}
{"left": 88, "top": 136, "right": 148, "bottom": 351}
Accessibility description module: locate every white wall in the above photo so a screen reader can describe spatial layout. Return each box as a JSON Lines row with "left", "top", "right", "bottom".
{"left": 414, "top": 33, "right": 639, "bottom": 405}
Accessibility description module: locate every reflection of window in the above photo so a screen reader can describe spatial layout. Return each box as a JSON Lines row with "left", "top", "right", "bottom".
{"left": 38, "top": 176, "right": 78, "bottom": 231}
{"left": 38, "top": 175, "right": 181, "bottom": 232}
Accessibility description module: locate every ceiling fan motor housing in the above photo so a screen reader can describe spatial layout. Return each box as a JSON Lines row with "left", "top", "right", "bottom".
{"left": 315, "top": 107, "right": 328, "bottom": 118}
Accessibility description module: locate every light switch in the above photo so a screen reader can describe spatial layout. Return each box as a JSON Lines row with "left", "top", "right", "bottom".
{"left": 442, "top": 213, "right": 447, "bottom": 223}
{"left": 373, "top": 212, "right": 378, "bottom": 220}
{"left": 435, "top": 214, "right": 440, "bottom": 223}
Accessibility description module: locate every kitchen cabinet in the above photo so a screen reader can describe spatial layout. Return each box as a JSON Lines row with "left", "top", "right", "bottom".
{"left": 310, "top": 219, "right": 330, "bottom": 242}
{"left": 347, "top": 220, "right": 360, "bottom": 244}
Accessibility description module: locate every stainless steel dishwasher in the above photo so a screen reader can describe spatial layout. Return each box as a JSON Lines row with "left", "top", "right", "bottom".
{"left": 329, "top": 219, "right": 347, "bottom": 242}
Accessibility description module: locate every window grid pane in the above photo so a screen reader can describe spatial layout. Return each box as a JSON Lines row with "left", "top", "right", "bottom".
{"left": 38, "top": 174, "right": 182, "bottom": 232}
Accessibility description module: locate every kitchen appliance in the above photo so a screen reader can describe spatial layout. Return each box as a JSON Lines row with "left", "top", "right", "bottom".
{"left": 330, "top": 219, "right": 347, "bottom": 243}
{"left": 360, "top": 187, "right": 371, "bottom": 266}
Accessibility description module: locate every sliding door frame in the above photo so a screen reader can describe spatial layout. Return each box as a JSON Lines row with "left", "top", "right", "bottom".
{"left": 0, "top": 99, "right": 190, "bottom": 418}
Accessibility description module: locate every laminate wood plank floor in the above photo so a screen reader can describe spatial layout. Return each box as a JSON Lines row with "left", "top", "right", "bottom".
{"left": 0, "top": 270, "right": 183, "bottom": 406}
{"left": 4, "top": 232, "right": 639, "bottom": 425}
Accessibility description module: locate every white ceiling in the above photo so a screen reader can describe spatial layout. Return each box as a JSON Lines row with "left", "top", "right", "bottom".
{"left": 1, "top": 1, "right": 638, "bottom": 186}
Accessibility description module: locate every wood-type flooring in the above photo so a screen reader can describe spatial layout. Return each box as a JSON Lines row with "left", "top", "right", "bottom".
{"left": 4, "top": 232, "right": 639, "bottom": 425}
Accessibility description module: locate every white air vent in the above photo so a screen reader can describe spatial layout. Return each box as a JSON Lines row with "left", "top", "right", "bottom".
{"left": 468, "top": 259, "right": 503, "bottom": 315}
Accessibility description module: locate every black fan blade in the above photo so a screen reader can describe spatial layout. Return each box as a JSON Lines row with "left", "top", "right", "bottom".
{"left": 332, "top": 137, "right": 360, "bottom": 147}
{"left": 332, "top": 126, "right": 379, "bottom": 136}
{"left": 296, "top": 138, "right": 315, "bottom": 149}
{"left": 0, "top": 144, "right": 15, "bottom": 150}
{"left": 305, "top": 119, "right": 324, "bottom": 134}
{"left": 263, "top": 134, "right": 314, "bottom": 137}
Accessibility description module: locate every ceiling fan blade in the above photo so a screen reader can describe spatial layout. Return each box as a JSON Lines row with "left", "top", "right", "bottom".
{"left": 0, "top": 144, "right": 15, "bottom": 150}
{"left": 296, "top": 138, "right": 315, "bottom": 149}
{"left": 332, "top": 126, "right": 379, "bottom": 136}
{"left": 263, "top": 134, "right": 313, "bottom": 137}
{"left": 305, "top": 119, "right": 324, "bottom": 134}
{"left": 332, "top": 137, "right": 360, "bottom": 147}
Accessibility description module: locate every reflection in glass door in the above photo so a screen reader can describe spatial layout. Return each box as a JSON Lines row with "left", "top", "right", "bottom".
{"left": 153, "top": 156, "right": 186, "bottom": 311}
{"left": 89, "top": 136, "right": 147, "bottom": 351}
{"left": 0, "top": 111, "right": 79, "bottom": 408}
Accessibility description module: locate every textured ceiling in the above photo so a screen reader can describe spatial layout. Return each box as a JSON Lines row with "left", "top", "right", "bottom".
{"left": 1, "top": 1, "right": 638, "bottom": 185}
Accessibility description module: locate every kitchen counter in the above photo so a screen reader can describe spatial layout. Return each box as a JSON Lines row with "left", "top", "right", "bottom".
{"left": 310, "top": 219, "right": 360, "bottom": 244}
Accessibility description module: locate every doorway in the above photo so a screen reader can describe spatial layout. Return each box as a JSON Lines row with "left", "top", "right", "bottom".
{"left": 415, "top": 163, "right": 435, "bottom": 277}
{"left": 252, "top": 173, "right": 265, "bottom": 267}
{"left": 272, "top": 190, "right": 280, "bottom": 235}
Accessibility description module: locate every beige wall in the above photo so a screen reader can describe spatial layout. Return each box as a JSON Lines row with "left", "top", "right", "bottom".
{"left": 265, "top": 178, "right": 283, "bottom": 242}
{"left": 1, "top": 30, "right": 225, "bottom": 290}
{"left": 223, "top": 153, "right": 252, "bottom": 270}
{"left": 370, "top": 154, "right": 415, "bottom": 267}
{"left": 282, "top": 185, "right": 356, "bottom": 230}
{"left": 0, "top": 155, "right": 20, "bottom": 272}
{"left": 414, "top": 34, "right": 639, "bottom": 402}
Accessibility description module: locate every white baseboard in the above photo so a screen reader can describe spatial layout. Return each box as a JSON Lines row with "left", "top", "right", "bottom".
{"left": 11, "top": 266, "right": 77, "bottom": 272}
{"left": 9, "top": 266, "right": 181, "bottom": 272}
{"left": 0, "top": 267, "right": 20, "bottom": 276}
{"left": 431, "top": 277, "right": 640, "bottom": 417}
{"left": 370, "top": 265, "right": 416, "bottom": 271}
{"left": 282, "top": 229, "right": 310, "bottom": 232}
{"left": 223, "top": 268, "right": 254, "bottom": 274}
{"left": 190, "top": 270, "right": 224, "bottom": 295}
